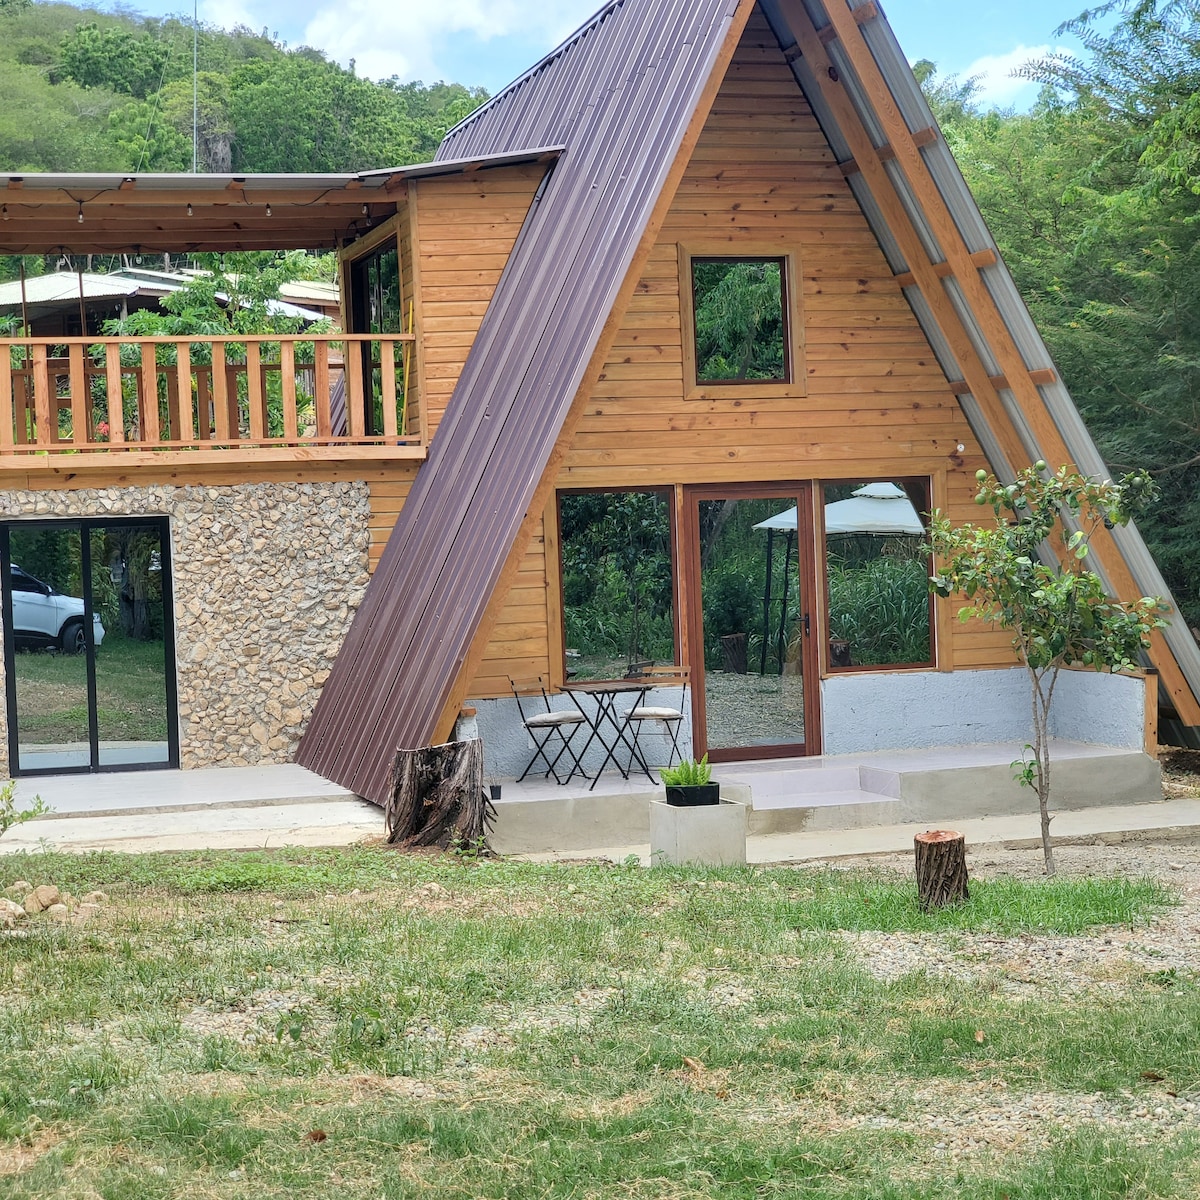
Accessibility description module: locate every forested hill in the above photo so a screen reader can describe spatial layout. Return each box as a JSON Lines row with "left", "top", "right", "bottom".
{"left": 0, "top": 0, "right": 486, "bottom": 173}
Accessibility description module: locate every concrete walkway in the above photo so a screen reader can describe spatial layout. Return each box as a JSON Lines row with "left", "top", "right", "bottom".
{"left": 0, "top": 765, "right": 382, "bottom": 854}
{"left": 511, "top": 796, "right": 1200, "bottom": 864}
{"left": 0, "top": 762, "right": 1197, "bottom": 862}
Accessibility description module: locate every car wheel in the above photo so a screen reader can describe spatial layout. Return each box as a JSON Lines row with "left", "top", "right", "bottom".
{"left": 59, "top": 619, "right": 86, "bottom": 655}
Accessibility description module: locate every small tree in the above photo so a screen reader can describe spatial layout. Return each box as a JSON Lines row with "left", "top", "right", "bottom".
{"left": 930, "top": 463, "right": 1167, "bottom": 875}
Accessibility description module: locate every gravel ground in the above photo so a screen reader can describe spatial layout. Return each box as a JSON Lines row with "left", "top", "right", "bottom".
{"left": 792, "top": 744, "right": 1200, "bottom": 1161}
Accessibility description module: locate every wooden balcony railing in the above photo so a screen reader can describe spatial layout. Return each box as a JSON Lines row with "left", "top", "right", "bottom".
{"left": 0, "top": 333, "right": 422, "bottom": 466}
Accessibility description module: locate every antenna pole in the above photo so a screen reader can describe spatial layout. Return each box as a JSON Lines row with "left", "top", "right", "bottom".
{"left": 192, "top": 0, "right": 198, "bottom": 173}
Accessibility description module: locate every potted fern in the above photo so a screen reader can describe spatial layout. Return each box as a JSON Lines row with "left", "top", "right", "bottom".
{"left": 659, "top": 755, "right": 719, "bottom": 807}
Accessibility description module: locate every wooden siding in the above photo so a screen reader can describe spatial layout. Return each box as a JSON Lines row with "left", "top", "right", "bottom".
{"left": 454, "top": 11, "right": 1014, "bottom": 694}
{"left": 369, "top": 477, "right": 554, "bottom": 689}
{"left": 413, "top": 165, "right": 547, "bottom": 436}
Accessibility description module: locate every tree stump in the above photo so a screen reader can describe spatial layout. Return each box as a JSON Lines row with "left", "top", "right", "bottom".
{"left": 914, "top": 829, "right": 969, "bottom": 910}
{"left": 385, "top": 739, "right": 493, "bottom": 851}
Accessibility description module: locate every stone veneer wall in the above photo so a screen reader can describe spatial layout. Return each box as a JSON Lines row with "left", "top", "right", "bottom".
{"left": 0, "top": 481, "right": 371, "bottom": 775}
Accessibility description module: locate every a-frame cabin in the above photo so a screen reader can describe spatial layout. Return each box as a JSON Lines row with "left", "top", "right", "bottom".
{"left": 0, "top": 0, "right": 1195, "bottom": 806}
{"left": 297, "top": 0, "right": 1200, "bottom": 803}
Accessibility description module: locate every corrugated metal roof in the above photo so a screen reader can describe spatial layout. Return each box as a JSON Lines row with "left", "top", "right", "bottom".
{"left": 297, "top": 0, "right": 753, "bottom": 803}
{"left": 300, "top": 0, "right": 1200, "bottom": 802}
{"left": 0, "top": 272, "right": 139, "bottom": 308}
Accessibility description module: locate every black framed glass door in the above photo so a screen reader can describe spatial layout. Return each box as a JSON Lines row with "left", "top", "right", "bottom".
{"left": 1, "top": 517, "right": 179, "bottom": 775}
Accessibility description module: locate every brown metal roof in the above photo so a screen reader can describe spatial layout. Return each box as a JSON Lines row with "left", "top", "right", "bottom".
{"left": 297, "top": 0, "right": 753, "bottom": 803}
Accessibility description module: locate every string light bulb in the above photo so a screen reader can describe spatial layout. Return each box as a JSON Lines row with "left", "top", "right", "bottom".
{"left": 1, "top": 205, "right": 7, "bottom": 221}
{"left": 186, "top": 203, "right": 193, "bottom": 217}
{"left": 265, "top": 203, "right": 272, "bottom": 217}
{"left": 361, "top": 204, "right": 368, "bottom": 215}
{"left": 77, "top": 203, "right": 84, "bottom": 223}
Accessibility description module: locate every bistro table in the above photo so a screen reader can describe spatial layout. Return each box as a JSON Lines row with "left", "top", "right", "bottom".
{"left": 561, "top": 678, "right": 653, "bottom": 790}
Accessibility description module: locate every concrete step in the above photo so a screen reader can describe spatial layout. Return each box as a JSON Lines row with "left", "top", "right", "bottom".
{"left": 747, "top": 789, "right": 900, "bottom": 835}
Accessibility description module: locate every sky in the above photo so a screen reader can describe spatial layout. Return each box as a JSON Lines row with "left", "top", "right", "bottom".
{"left": 93, "top": 0, "right": 1100, "bottom": 108}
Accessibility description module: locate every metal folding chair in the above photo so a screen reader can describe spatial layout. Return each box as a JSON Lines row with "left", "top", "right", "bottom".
{"left": 623, "top": 666, "right": 689, "bottom": 779}
{"left": 509, "top": 676, "right": 589, "bottom": 785}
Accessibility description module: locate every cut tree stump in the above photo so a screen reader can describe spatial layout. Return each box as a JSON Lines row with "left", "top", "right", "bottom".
{"left": 385, "top": 739, "right": 494, "bottom": 851}
{"left": 914, "top": 829, "right": 969, "bottom": 910}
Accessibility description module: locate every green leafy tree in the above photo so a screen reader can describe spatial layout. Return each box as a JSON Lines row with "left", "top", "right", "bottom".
{"left": 58, "top": 22, "right": 172, "bottom": 98}
{"left": 930, "top": 464, "right": 1166, "bottom": 875}
{"left": 693, "top": 260, "right": 785, "bottom": 381}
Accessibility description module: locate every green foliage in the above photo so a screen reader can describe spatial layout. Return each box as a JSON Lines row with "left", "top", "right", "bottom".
{"left": 0, "top": 778, "right": 48, "bottom": 835}
{"left": 917, "top": 9, "right": 1200, "bottom": 631}
{"left": 930, "top": 464, "right": 1166, "bottom": 872}
{"left": 59, "top": 22, "right": 172, "bottom": 98}
{"left": 0, "top": 2, "right": 488, "bottom": 176}
{"left": 659, "top": 754, "right": 712, "bottom": 786}
{"left": 693, "top": 259, "right": 785, "bottom": 381}
{"left": 560, "top": 492, "right": 674, "bottom": 673}
{"left": 826, "top": 553, "right": 931, "bottom": 666}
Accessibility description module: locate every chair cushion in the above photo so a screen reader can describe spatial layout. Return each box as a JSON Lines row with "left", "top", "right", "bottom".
{"left": 524, "top": 710, "right": 585, "bottom": 727}
{"left": 629, "top": 706, "right": 683, "bottom": 720}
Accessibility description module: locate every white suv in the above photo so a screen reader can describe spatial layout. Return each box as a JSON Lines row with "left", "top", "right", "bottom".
{"left": 10, "top": 566, "right": 106, "bottom": 653}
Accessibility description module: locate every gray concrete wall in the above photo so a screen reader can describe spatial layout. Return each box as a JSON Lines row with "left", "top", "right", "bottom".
{"left": 820, "top": 666, "right": 1145, "bottom": 755}
{"left": 1050, "top": 669, "right": 1146, "bottom": 749}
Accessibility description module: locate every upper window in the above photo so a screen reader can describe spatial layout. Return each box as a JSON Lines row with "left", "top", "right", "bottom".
{"left": 692, "top": 257, "right": 787, "bottom": 383}
{"left": 681, "top": 248, "right": 804, "bottom": 399}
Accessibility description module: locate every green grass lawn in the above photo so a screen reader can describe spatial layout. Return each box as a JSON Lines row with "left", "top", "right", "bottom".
{"left": 11, "top": 636, "right": 168, "bottom": 744}
{"left": 0, "top": 848, "right": 1196, "bottom": 1198}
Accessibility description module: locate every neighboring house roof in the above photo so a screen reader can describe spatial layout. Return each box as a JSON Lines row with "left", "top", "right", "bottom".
{"left": 0, "top": 268, "right": 325, "bottom": 324}
{"left": 0, "top": 271, "right": 140, "bottom": 321}
{"left": 300, "top": 0, "right": 1200, "bottom": 804}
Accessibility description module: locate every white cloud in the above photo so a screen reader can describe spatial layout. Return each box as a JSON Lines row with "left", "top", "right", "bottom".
{"left": 302, "top": 0, "right": 597, "bottom": 84}
{"left": 959, "top": 43, "right": 1065, "bottom": 109}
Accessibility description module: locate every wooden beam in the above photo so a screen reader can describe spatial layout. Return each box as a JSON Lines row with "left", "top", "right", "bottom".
{"left": 840, "top": 125, "right": 938, "bottom": 176}
{"left": 817, "top": 0, "right": 1200, "bottom": 724}
{"left": 895, "top": 248, "right": 999, "bottom": 288}
{"left": 947, "top": 368, "right": 1058, "bottom": 395}
{"left": 816, "top": 1, "right": 879, "bottom": 42}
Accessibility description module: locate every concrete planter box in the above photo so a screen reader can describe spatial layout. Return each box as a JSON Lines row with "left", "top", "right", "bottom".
{"left": 650, "top": 796, "right": 747, "bottom": 867}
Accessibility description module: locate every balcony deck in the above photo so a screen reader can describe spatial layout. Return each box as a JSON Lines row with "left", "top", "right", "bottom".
{"left": 0, "top": 332, "right": 423, "bottom": 474}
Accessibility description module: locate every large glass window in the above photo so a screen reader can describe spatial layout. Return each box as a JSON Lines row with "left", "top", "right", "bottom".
{"left": 691, "top": 257, "right": 788, "bottom": 383}
{"left": 558, "top": 490, "right": 675, "bottom": 681}
{"left": 822, "top": 479, "right": 933, "bottom": 670}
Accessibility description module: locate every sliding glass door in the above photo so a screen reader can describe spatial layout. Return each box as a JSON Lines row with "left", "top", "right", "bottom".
{"left": 1, "top": 518, "right": 178, "bottom": 775}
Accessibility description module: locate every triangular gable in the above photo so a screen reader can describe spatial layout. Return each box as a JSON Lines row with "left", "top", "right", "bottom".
{"left": 301, "top": 0, "right": 1200, "bottom": 803}
{"left": 297, "top": 0, "right": 757, "bottom": 802}
{"left": 758, "top": 0, "right": 1200, "bottom": 726}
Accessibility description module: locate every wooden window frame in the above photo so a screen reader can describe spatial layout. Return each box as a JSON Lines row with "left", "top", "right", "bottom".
{"left": 679, "top": 244, "right": 806, "bottom": 402}
{"left": 818, "top": 476, "right": 936, "bottom": 676}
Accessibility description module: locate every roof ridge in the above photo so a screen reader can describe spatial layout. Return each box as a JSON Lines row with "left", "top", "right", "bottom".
{"left": 436, "top": 0, "right": 625, "bottom": 154}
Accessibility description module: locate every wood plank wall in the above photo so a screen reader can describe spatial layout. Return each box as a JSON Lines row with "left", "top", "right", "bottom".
{"left": 413, "top": 165, "right": 547, "bottom": 433}
{"left": 369, "top": 165, "right": 555, "bottom": 691}
{"left": 370, "top": 13, "right": 1016, "bottom": 696}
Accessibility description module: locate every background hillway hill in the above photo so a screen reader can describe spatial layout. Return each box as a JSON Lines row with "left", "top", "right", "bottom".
{"left": 1, "top": 0, "right": 1199, "bottom": 641}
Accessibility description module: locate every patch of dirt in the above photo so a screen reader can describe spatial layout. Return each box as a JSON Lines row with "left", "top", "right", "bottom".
{"left": 0, "top": 1129, "right": 61, "bottom": 1177}
{"left": 1160, "top": 747, "right": 1200, "bottom": 798}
